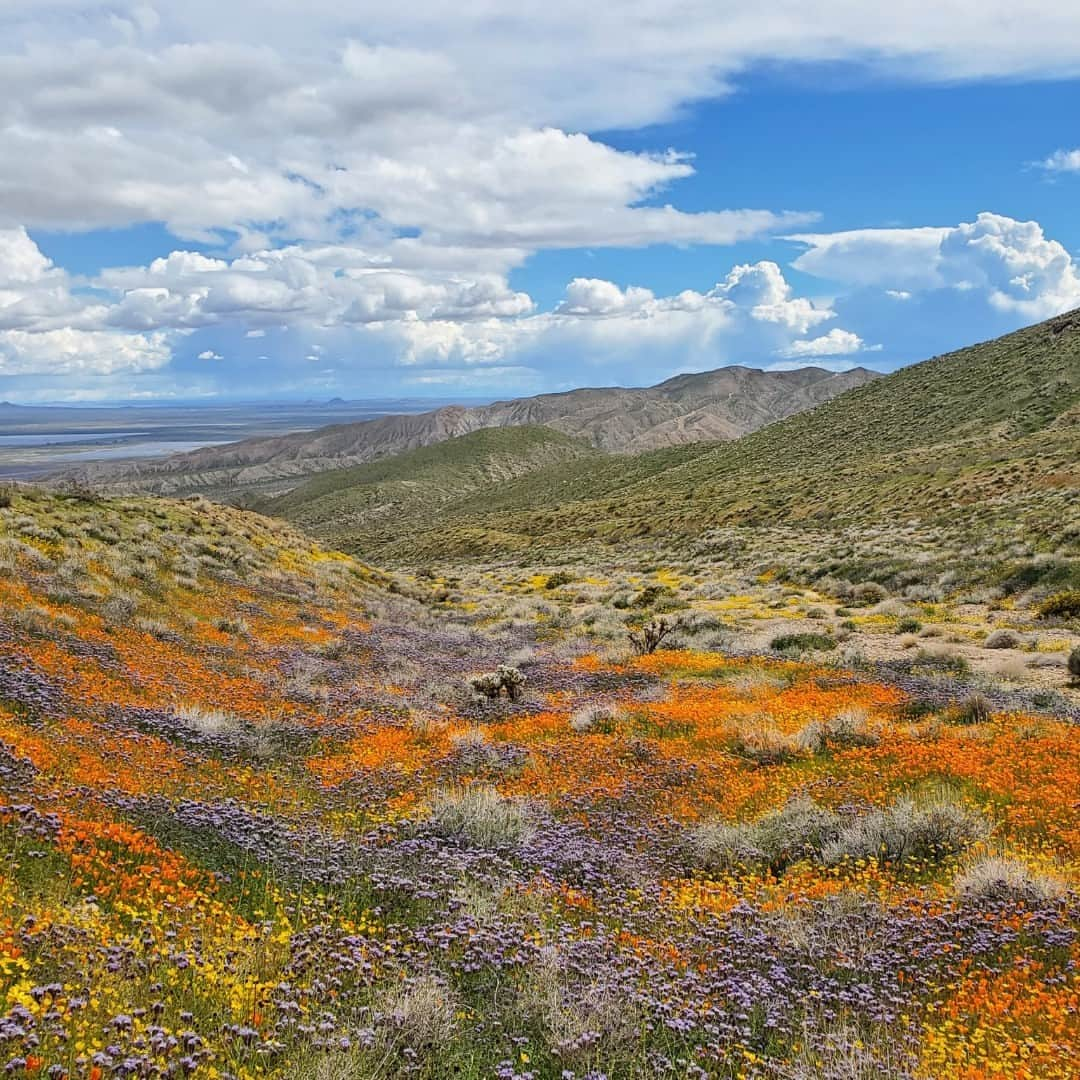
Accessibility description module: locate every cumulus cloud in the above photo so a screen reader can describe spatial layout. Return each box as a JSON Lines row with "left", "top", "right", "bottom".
{"left": 388, "top": 261, "right": 862, "bottom": 371}
{"left": 1038, "top": 148, "right": 1080, "bottom": 173}
{"left": 6, "top": 3, "right": 1080, "bottom": 396}
{"left": 777, "top": 328, "right": 875, "bottom": 358}
{"left": 0, "top": 328, "right": 170, "bottom": 376}
{"left": 789, "top": 213, "right": 1080, "bottom": 319}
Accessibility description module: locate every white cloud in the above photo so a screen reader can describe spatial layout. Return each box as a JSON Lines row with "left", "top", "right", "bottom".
{"left": 389, "top": 261, "right": 852, "bottom": 371}
{"left": 1038, "top": 148, "right": 1080, "bottom": 173}
{"left": 0, "top": 328, "right": 170, "bottom": 375}
{"left": 778, "top": 328, "right": 875, "bottom": 358}
{"left": 197, "top": 349, "right": 223, "bottom": 360}
{"left": 789, "top": 213, "right": 1080, "bottom": 319}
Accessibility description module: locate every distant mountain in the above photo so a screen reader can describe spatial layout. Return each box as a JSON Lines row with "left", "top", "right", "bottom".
{"left": 61, "top": 365, "right": 879, "bottom": 497}
{"left": 275, "top": 309, "right": 1080, "bottom": 563}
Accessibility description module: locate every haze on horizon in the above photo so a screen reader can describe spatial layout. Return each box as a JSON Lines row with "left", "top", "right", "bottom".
{"left": 3, "top": 2, "right": 1080, "bottom": 404}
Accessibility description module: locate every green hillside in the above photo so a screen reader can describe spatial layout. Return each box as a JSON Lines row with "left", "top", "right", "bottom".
{"left": 260, "top": 424, "right": 602, "bottom": 545}
{"left": 288, "top": 310, "right": 1080, "bottom": 564}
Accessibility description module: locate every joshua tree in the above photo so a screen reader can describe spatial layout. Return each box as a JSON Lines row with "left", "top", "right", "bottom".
{"left": 628, "top": 617, "right": 680, "bottom": 656}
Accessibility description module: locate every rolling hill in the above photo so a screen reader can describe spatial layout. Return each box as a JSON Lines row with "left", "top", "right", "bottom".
{"left": 269, "top": 309, "right": 1080, "bottom": 564}
{"left": 61, "top": 365, "right": 878, "bottom": 498}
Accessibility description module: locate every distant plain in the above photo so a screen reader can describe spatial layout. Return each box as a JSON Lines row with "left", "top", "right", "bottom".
{"left": 0, "top": 399, "right": 469, "bottom": 480}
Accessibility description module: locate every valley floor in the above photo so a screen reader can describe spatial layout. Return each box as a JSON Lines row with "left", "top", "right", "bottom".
{"left": 1, "top": 489, "right": 1078, "bottom": 1079}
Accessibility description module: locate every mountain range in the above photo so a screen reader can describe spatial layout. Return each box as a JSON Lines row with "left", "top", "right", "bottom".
{"left": 62, "top": 365, "right": 878, "bottom": 497}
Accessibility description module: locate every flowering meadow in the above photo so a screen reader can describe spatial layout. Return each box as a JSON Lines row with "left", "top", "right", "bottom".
{"left": 1, "top": 489, "right": 1078, "bottom": 1079}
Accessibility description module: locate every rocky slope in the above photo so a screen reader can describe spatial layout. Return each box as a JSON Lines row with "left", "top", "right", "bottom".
{"left": 62, "top": 365, "right": 878, "bottom": 497}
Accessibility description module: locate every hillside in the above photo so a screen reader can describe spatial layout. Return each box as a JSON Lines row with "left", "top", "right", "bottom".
{"left": 60, "top": 365, "right": 879, "bottom": 498}
{"left": 260, "top": 426, "right": 603, "bottom": 538}
{"left": 2, "top": 479, "right": 1080, "bottom": 1080}
{"left": 290, "top": 309, "right": 1080, "bottom": 563}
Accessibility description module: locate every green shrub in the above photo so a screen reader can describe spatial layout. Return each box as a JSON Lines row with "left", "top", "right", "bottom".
{"left": 896, "top": 617, "right": 922, "bottom": 634}
{"left": 770, "top": 632, "right": 836, "bottom": 653}
{"left": 687, "top": 798, "right": 842, "bottom": 874}
{"left": 544, "top": 571, "right": 574, "bottom": 590}
{"left": 1038, "top": 590, "right": 1080, "bottom": 619}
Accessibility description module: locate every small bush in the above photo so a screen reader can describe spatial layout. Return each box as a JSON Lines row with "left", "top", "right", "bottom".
{"left": 0, "top": 485, "right": 13, "bottom": 509}
{"left": 822, "top": 708, "right": 880, "bottom": 748}
{"left": 687, "top": 798, "right": 842, "bottom": 874}
{"left": 949, "top": 692, "right": 992, "bottom": 725}
{"left": 728, "top": 720, "right": 802, "bottom": 765}
{"left": 984, "top": 629, "right": 1020, "bottom": 649}
{"left": 1038, "top": 590, "right": 1080, "bottom": 619}
{"left": 771, "top": 632, "right": 836, "bottom": 653}
{"left": 823, "top": 797, "right": 989, "bottom": 865}
{"left": 426, "top": 785, "right": 535, "bottom": 846}
{"left": 544, "top": 571, "right": 574, "bottom": 590}
{"left": 954, "top": 855, "right": 1065, "bottom": 904}
{"left": 568, "top": 704, "right": 621, "bottom": 734}
{"left": 1068, "top": 646, "right": 1080, "bottom": 685}
{"left": 896, "top": 617, "right": 922, "bottom": 634}
{"left": 851, "top": 582, "right": 887, "bottom": 605}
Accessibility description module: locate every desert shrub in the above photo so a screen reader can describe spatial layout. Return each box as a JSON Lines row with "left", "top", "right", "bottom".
{"left": 822, "top": 708, "right": 880, "bottom": 748}
{"left": 469, "top": 664, "right": 526, "bottom": 702}
{"left": 1069, "top": 646, "right": 1080, "bottom": 685}
{"left": 174, "top": 704, "right": 244, "bottom": 736}
{"left": 378, "top": 974, "right": 459, "bottom": 1048}
{"left": 518, "top": 951, "right": 642, "bottom": 1068}
{"left": 851, "top": 582, "right": 887, "bottom": 605}
{"left": 728, "top": 720, "right": 802, "bottom": 765}
{"left": 213, "top": 615, "right": 250, "bottom": 635}
{"left": 954, "top": 855, "right": 1065, "bottom": 904}
{"left": 687, "top": 798, "right": 842, "bottom": 874}
{"left": 896, "top": 617, "right": 922, "bottom": 634}
{"left": 0, "top": 485, "right": 13, "bottom": 509}
{"left": 426, "top": 785, "right": 534, "bottom": 846}
{"left": 984, "top": 629, "right": 1020, "bottom": 649}
{"left": 949, "top": 693, "right": 992, "bottom": 725}
{"left": 770, "top": 632, "right": 836, "bottom": 653}
{"left": 823, "top": 797, "right": 989, "bottom": 866}
{"left": 568, "top": 704, "right": 621, "bottom": 734}
{"left": 1037, "top": 590, "right": 1080, "bottom": 619}
{"left": 446, "top": 728, "right": 526, "bottom": 775}
{"left": 544, "top": 570, "right": 574, "bottom": 589}
{"left": 9, "top": 605, "right": 75, "bottom": 636}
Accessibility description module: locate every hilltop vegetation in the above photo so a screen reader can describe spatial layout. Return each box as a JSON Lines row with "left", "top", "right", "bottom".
{"left": 259, "top": 425, "right": 602, "bottom": 541}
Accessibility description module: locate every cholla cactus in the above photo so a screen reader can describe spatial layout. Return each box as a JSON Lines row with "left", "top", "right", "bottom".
{"left": 469, "top": 664, "right": 526, "bottom": 702}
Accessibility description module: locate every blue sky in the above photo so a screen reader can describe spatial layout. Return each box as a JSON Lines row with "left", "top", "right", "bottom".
{"left": 3, "top": 3, "right": 1080, "bottom": 402}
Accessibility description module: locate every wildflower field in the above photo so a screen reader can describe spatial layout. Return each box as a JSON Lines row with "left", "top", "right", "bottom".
{"left": 1, "top": 489, "right": 1078, "bottom": 1079}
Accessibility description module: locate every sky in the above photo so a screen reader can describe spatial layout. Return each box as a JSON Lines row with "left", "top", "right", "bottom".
{"left": 2, "top": 3, "right": 1080, "bottom": 403}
